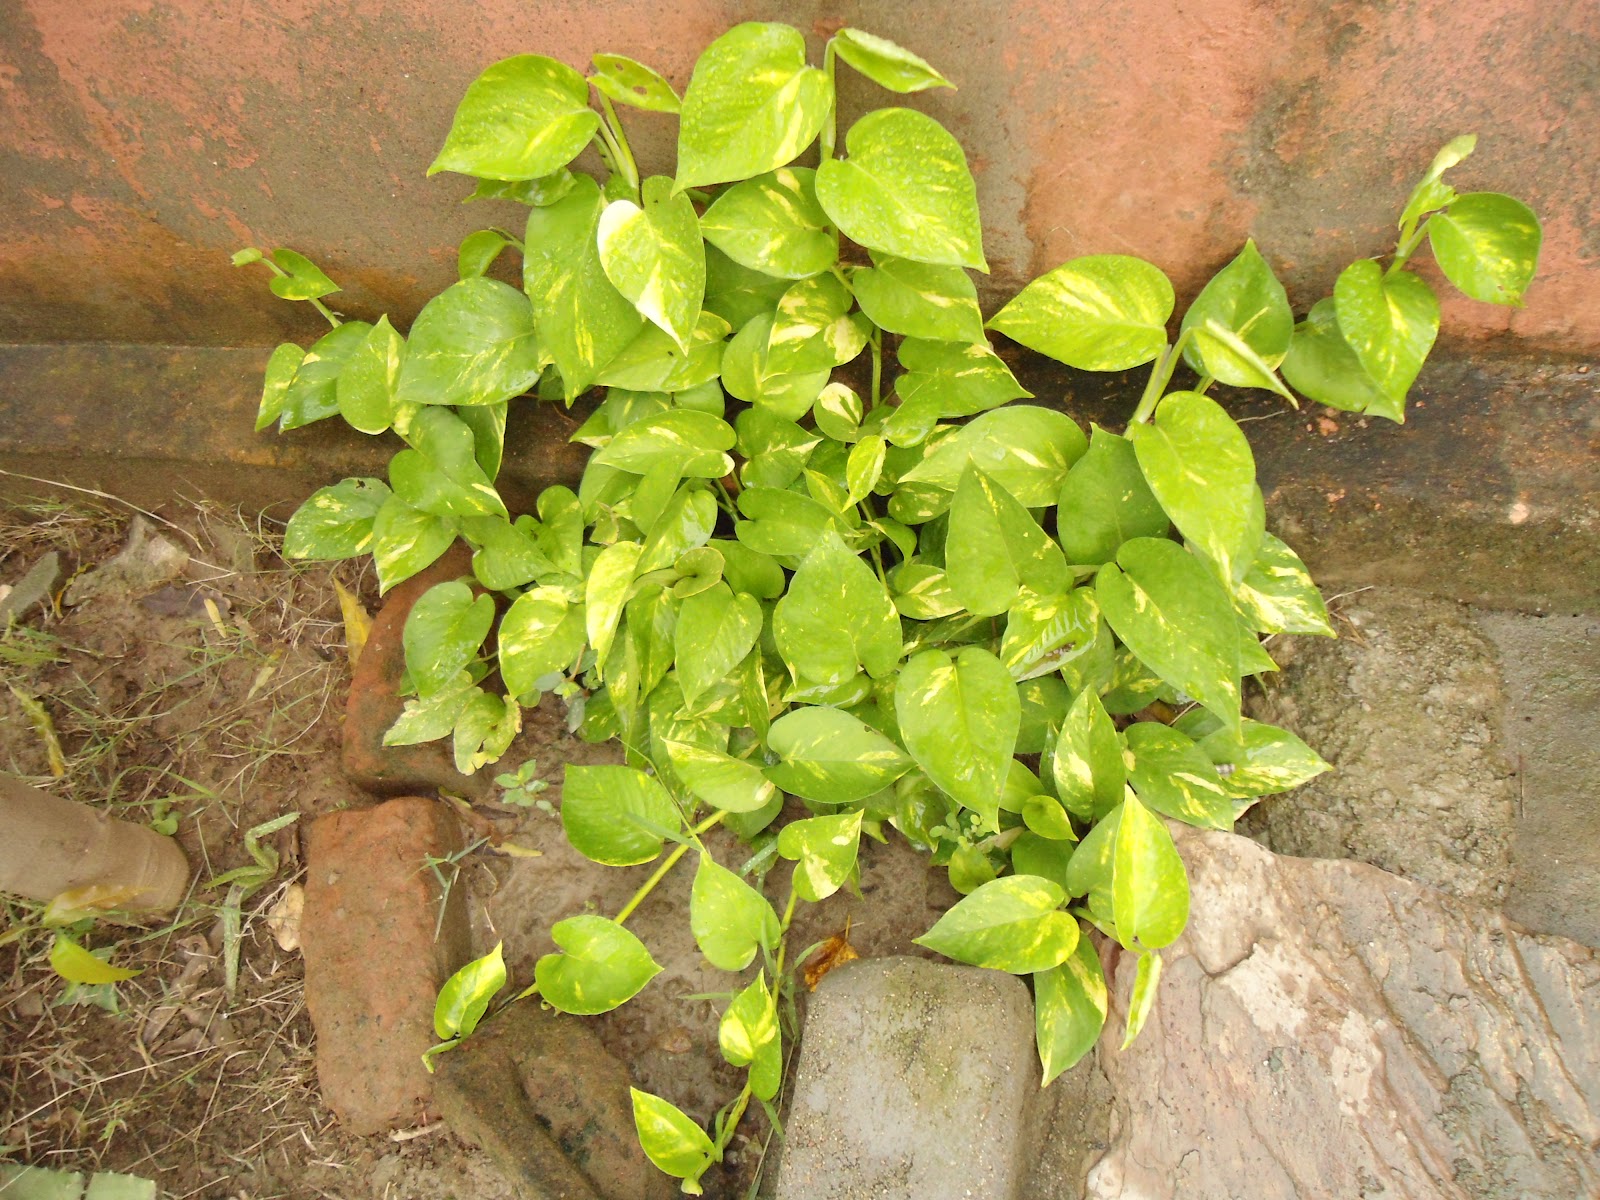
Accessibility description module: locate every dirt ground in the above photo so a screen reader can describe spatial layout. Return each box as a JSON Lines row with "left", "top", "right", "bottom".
{"left": 0, "top": 494, "right": 966, "bottom": 1200}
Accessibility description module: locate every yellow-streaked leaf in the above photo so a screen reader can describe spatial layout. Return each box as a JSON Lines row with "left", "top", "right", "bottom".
{"left": 334, "top": 580, "right": 373, "bottom": 667}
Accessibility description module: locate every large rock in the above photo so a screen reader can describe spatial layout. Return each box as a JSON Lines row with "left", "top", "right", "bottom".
{"left": 775, "top": 956, "right": 1037, "bottom": 1200}
{"left": 1242, "top": 589, "right": 1515, "bottom": 903}
{"left": 1087, "top": 827, "right": 1600, "bottom": 1199}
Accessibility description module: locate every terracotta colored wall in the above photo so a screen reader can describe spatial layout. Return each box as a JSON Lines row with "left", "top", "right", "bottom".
{"left": 1, "top": 0, "right": 1595, "bottom": 350}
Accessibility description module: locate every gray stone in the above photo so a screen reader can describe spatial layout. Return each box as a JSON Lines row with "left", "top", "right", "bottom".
{"left": 775, "top": 956, "right": 1037, "bottom": 1200}
{"left": 1087, "top": 826, "right": 1600, "bottom": 1200}
{"left": 1241, "top": 588, "right": 1516, "bottom": 903}
{"left": 1477, "top": 609, "right": 1600, "bottom": 948}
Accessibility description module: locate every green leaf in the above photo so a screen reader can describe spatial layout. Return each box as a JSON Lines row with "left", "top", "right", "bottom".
{"left": 852, "top": 256, "right": 983, "bottom": 342}
{"left": 1022, "top": 792, "right": 1077, "bottom": 841}
{"left": 1096, "top": 539, "right": 1241, "bottom": 736}
{"left": 466, "top": 171, "right": 578, "bottom": 206}
{"left": 1016, "top": 675, "right": 1072, "bottom": 754}
{"left": 1236, "top": 532, "right": 1333, "bottom": 636}
{"left": 721, "top": 312, "right": 831, "bottom": 421}
{"left": 1128, "top": 391, "right": 1259, "bottom": 583}
{"left": 815, "top": 107, "right": 986, "bottom": 270}
{"left": 391, "top": 408, "right": 508, "bottom": 519}
{"left": 396, "top": 278, "right": 543, "bottom": 408}
{"left": 1123, "top": 722, "right": 1233, "bottom": 830}
{"left": 430, "top": 55, "right": 599, "bottom": 180}
{"left": 585, "top": 541, "right": 642, "bottom": 674}
{"left": 279, "top": 321, "right": 372, "bottom": 430}
{"left": 536, "top": 915, "right": 661, "bottom": 1015}
{"left": 403, "top": 581, "right": 494, "bottom": 696}
{"left": 777, "top": 810, "right": 863, "bottom": 902}
{"left": 773, "top": 537, "right": 903, "bottom": 683}
{"left": 676, "top": 22, "right": 830, "bottom": 190}
{"left": 888, "top": 562, "right": 961, "bottom": 620}
{"left": 690, "top": 854, "right": 780, "bottom": 970}
{"left": 711, "top": 539, "right": 786, "bottom": 600}
{"left": 734, "top": 486, "right": 846, "bottom": 556}
{"left": 1428, "top": 192, "right": 1541, "bottom": 306}
{"left": 704, "top": 244, "right": 792, "bottom": 326}
{"left": 719, "top": 972, "right": 780, "bottom": 1100}
{"left": 630, "top": 1088, "right": 716, "bottom": 1185}
{"left": 457, "top": 229, "right": 510, "bottom": 279}
{"left": 674, "top": 583, "right": 763, "bottom": 706}
{"left": 49, "top": 935, "right": 139, "bottom": 985}
{"left": 1280, "top": 297, "right": 1396, "bottom": 420}
{"left": 1051, "top": 686, "right": 1125, "bottom": 821}
{"left": 1179, "top": 239, "right": 1292, "bottom": 387}
{"left": 988, "top": 255, "right": 1173, "bottom": 370}
{"left": 1056, "top": 426, "right": 1168, "bottom": 565}
{"left": 524, "top": 175, "right": 646, "bottom": 398}
{"left": 889, "top": 338, "right": 1031, "bottom": 437}
{"left": 593, "top": 409, "right": 736, "bottom": 478}
{"left": 590, "top": 53, "right": 681, "bottom": 113}
{"left": 895, "top": 646, "right": 1020, "bottom": 833}
{"left": 945, "top": 466, "right": 1070, "bottom": 617}
{"left": 255, "top": 342, "right": 305, "bottom": 431}
{"left": 1000, "top": 587, "right": 1103, "bottom": 682}
{"left": 845, "top": 435, "right": 886, "bottom": 507}
{"left": 499, "top": 587, "right": 585, "bottom": 696}
{"left": 1122, "top": 949, "right": 1163, "bottom": 1048}
{"left": 766, "top": 706, "right": 913, "bottom": 804}
{"left": 831, "top": 28, "right": 953, "bottom": 93}
{"left": 814, "top": 381, "right": 864, "bottom": 440}
{"left": 452, "top": 688, "right": 520, "bottom": 774}
{"left": 336, "top": 316, "right": 405, "bottom": 434}
{"left": 765, "top": 273, "right": 864, "bottom": 378}
{"left": 561, "top": 764, "right": 680, "bottom": 866}
{"left": 1398, "top": 133, "right": 1477, "bottom": 230}
{"left": 1198, "top": 719, "right": 1331, "bottom": 800}
{"left": 1033, "top": 935, "right": 1108, "bottom": 1084}
{"left": 1333, "top": 261, "right": 1439, "bottom": 404}
{"left": 664, "top": 740, "right": 776, "bottom": 813}
{"left": 1112, "top": 793, "right": 1189, "bottom": 951}
{"left": 597, "top": 176, "right": 706, "bottom": 352}
{"left": 433, "top": 942, "right": 506, "bottom": 1039}
{"left": 700, "top": 167, "right": 836, "bottom": 279}
{"left": 639, "top": 484, "right": 718, "bottom": 574}
{"left": 385, "top": 673, "right": 479, "bottom": 746}
{"left": 915, "top": 875, "right": 1078, "bottom": 973}
{"left": 372, "top": 498, "right": 458, "bottom": 593}
{"left": 900, "top": 405, "right": 1087, "bottom": 508}
{"left": 283, "top": 478, "right": 391, "bottom": 560}
{"left": 268, "top": 247, "right": 339, "bottom": 301}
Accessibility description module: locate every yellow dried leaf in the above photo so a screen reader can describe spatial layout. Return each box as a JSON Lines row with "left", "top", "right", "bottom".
{"left": 802, "top": 917, "right": 860, "bottom": 991}
{"left": 9, "top": 684, "right": 65, "bottom": 777}
{"left": 43, "top": 884, "right": 145, "bottom": 927}
{"left": 492, "top": 842, "right": 543, "bottom": 859}
{"left": 335, "top": 580, "right": 372, "bottom": 667}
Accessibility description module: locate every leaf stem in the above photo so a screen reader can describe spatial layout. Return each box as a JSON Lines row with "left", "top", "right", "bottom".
{"left": 1387, "top": 215, "right": 1430, "bottom": 277}
{"left": 597, "top": 94, "right": 641, "bottom": 199}
{"left": 869, "top": 327, "right": 883, "bottom": 408}
{"left": 258, "top": 259, "right": 342, "bottom": 329}
{"left": 614, "top": 810, "right": 726, "bottom": 927}
{"left": 819, "top": 41, "right": 839, "bottom": 163}
{"left": 1128, "top": 327, "right": 1194, "bottom": 425}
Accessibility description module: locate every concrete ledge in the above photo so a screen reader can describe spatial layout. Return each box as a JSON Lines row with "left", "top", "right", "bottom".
{"left": 1, "top": 341, "right": 1594, "bottom": 608}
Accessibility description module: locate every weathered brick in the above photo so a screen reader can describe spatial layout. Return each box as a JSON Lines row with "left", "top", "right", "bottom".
{"left": 341, "top": 544, "right": 492, "bottom": 801}
{"left": 300, "top": 796, "right": 469, "bottom": 1135}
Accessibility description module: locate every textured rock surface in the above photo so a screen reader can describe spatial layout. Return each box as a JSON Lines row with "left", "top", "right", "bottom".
{"left": 301, "top": 796, "right": 469, "bottom": 1135}
{"left": 341, "top": 543, "right": 492, "bottom": 801}
{"left": 433, "top": 1001, "right": 669, "bottom": 1200}
{"left": 1088, "top": 827, "right": 1600, "bottom": 1200}
{"left": 1478, "top": 609, "right": 1600, "bottom": 948}
{"left": 1242, "top": 589, "right": 1515, "bottom": 902}
{"left": 775, "top": 956, "right": 1037, "bottom": 1200}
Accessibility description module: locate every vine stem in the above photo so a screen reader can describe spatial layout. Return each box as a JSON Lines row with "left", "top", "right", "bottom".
{"left": 613, "top": 810, "right": 726, "bottom": 927}
{"left": 596, "top": 93, "right": 641, "bottom": 199}
{"left": 818, "top": 41, "right": 839, "bottom": 162}
{"left": 259, "top": 259, "right": 341, "bottom": 329}
{"left": 1387, "top": 215, "right": 1430, "bottom": 277}
{"left": 1128, "top": 327, "right": 1195, "bottom": 426}
{"left": 869, "top": 327, "right": 883, "bottom": 408}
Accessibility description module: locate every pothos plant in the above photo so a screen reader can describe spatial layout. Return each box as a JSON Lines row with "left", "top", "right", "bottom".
{"left": 236, "top": 22, "right": 1540, "bottom": 1193}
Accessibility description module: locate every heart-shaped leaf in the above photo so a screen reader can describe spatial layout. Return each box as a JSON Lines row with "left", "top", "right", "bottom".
{"left": 371, "top": 497, "right": 458, "bottom": 593}
{"left": 772, "top": 536, "right": 902, "bottom": 683}
{"left": 1051, "top": 685, "right": 1125, "bottom": 822}
{"left": 1333, "top": 261, "right": 1439, "bottom": 404}
{"left": 689, "top": 854, "right": 780, "bottom": 970}
{"left": 590, "top": 53, "right": 681, "bottom": 113}
{"left": 396, "top": 278, "right": 544, "bottom": 408}
{"left": 815, "top": 108, "right": 986, "bottom": 270}
{"left": 1198, "top": 719, "right": 1331, "bottom": 800}
{"left": 776, "top": 810, "right": 863, "bottom": 902}
{"left": 268, "top": 248, "right": 339, "bottom": 301}
{"left": 676, "top": 23, "right": 830, "bottom": 190}
{"left": 700, "top": 167, "right": 836, "bottom": 279}
{"left": 630, "top": 1088, "right": 715, "bottom": 1186}
{"left": 560, "top": 764, "right": 680, "bottom": 866}
{"left": 664, "top": 741, "right": 776, "bottom": 813}
{"left": 673, "top": 582, "right": 763, "bottom": 705}
{"left": 914, "top": 875, "right": 1078, "bottom": 973}
{"left": 1111, "top": 793, "right": 1189, "bottom": 951}
{"left": 403, "top": 580, "right": 494, "bottom": 696}
{"left": 337, "top": 317, "right": 406, "bottom": 434}
{"left": 433, "top": 942, "right": 506, "bottom": 1040}
{"left": 895, "top": 646, "right": 1019, "bottom": 833}
{"left": 284, "top": 478, "right": 391, "bottom": 561}
{"left": 1179, "top": 239, "right": 1292, "bottom": 388}
{"left": 593, "top": 410, "right": 736, "bottom": 478}
{"left": 597, "top": 176, "right": 706, "bottom": 352}
{"left": 900, "top": 405, "right": 1087, "bottom": 508}
{"left": 1236, "top": 532, "right": 1333, "bottom": 636}
{"left": 945, "top": 466, "right": 1069, "bottom": 616}
{"left": 499, "top": 587, "right": 586, "bottom": 696}
{"left": 1056, "top": 426, "right": 1168, "bottom": 565}
{"left": 1428, "top": 191, "right": 1541, "bottom": 306}
{"left": 535, "top": 915, "right": 660, "bottom": 1014}
{"left": 988, "top": 255, "right": 1173, "bottom": 370}
{"left": 830, "top": 28, "right": 952, "bottom": 93}
{"left": 430, "top": 55, "right": 600, "bottom": 181}
{"left": 765, "top": 706, "right": 913, "bottom": 804}
{"left": 1034, "top": 936, "right": 1108, "bottom": 1084}
{"left": 1123, "top": 722, "right": 1233, "bottom": 830}
{"left": 1280, "top": 297, "right": 1397, "bottom": 421}
{"left": 853, "top": 255, "right": 985, "bottom": 342}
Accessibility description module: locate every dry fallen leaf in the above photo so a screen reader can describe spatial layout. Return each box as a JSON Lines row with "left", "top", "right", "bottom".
{"left": 267, "top": 883, "right": 305, "bottom": 952}
{"left": 9, "top": 683, "right": 65, "bottom": 776}
{"left": 802, "top": 917, "right": 860, "bottom": 991}
{"left": 335, "top": 580, "right": 372, "bottom": 667}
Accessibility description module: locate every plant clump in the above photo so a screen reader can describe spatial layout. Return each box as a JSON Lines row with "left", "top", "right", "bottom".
{"left": 236, "top": 22, "right": 1540, "bottom": 1194}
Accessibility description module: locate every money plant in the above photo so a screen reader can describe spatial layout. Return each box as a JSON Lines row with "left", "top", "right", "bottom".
{"left": 236, "top": 22, "right": 1540, "bottom": 1194}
